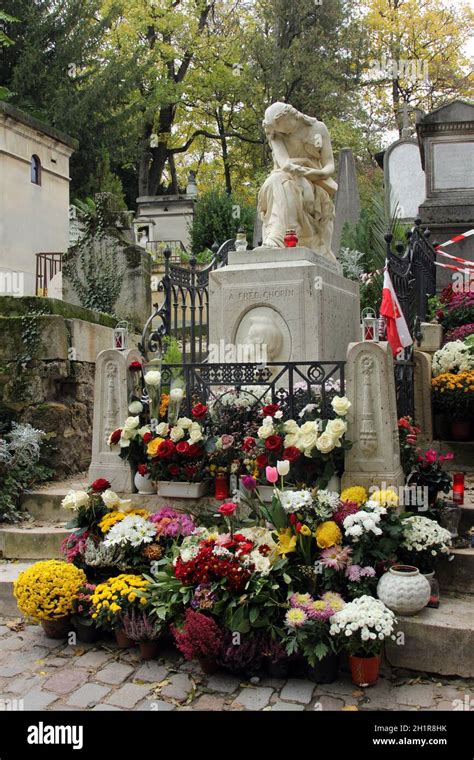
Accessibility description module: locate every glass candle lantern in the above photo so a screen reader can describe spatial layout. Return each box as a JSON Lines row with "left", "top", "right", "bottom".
{"left": 452, "top": 472, "right": 465, "bottom": 506}
{"left": 361, "top": 308, "right": 380, "bottom": 341}
{"left": 439, "top": 501, "right": 462, "bottom": 539}
{"left": 113, "top": 320, "right": 129, "bottom": 350}
{"left": 234, "top": 227, "right": 248, "bottom": 252}
{"left": 284, "top": 229, "right": 298, "bottom": 247}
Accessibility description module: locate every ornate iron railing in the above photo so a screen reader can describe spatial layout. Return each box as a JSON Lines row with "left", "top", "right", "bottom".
{"left": 140, "top": 239, "right": 236, "bottom": 363}
{"left": 35, "top": 252, "right": 62, "bottom": 296}
{"left": 385, "top": 217, "right": 436, "bottom": 421}
{"left": 158, "top": 360, "right": 345, "bottom": 420}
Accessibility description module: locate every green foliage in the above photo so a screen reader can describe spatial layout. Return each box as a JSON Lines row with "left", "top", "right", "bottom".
{"left": 190, "top": 190, "right": 255, "bottom": 255}
{"left": 161, "top": 336, "right": 182, "bottom": 366}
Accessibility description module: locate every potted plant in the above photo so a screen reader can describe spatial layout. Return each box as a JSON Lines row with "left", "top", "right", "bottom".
{"left": 13, "top": 560, "right": 86, "bottom": 639}
{"left": 90, "top": 573, "right": 150, "bottom": 648}
{"left": 72, "top": 583, "right": 101, "bottom": 642}
{"left": 172, "top": 609, "right": 223, "bottom": 674}
{"left": 147, "top": 407, "right": 210, "bottom": 498}
{"left": 432, "top": 370, "right": 474, "bottom": 441}
{"left": 329, "top": 595, "right": 396, "bottom": 686}
{"left": 407, "top": 449, "right": 453, "bottom": 507}
{"left": 398, "top": 515, "right": 452, "bottom": 582}
{"left": 284, "top": 591, "right": 345, "bottom": 683}
{"left": 121, "top": 609, "right": 162, "bottom": 659}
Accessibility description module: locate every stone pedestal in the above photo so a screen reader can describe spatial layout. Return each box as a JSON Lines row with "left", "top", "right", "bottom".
{"left": 88, "top": 347, "right": 141, "bottom": 492}
{"left": 342, "top": 341, "right": 405, "bottom": 490}
{"left": 208, "top": 247, "right": 360, "bottom": 362}
{"left": 414, "top": 350, "right": 434, "bottom": 444}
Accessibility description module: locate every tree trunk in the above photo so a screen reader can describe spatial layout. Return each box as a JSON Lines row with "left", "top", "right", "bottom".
{"left": 168, "top": 154, "right": 179, "bottom": 194}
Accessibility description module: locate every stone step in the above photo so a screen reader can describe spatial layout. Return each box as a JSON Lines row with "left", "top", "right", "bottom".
{"left": 0, "top": 561, "right": 34, "bottom": 616}
{"left": 0, "top": 524, "right": 71, "bottom": 560}
{"left": 385, "top": 593, "right": 474, "bottom": 678}
{"left": 437, "top": 548, "right": 474, "bottom": 595}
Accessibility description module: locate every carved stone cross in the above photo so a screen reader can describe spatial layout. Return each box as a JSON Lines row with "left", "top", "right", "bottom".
{"left": 397, "top": 102, "right": 416, "bottom": 139}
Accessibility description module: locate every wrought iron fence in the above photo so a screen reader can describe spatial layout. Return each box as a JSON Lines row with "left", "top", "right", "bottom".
{"left": 385, "top": 217, "right": 436, "bottom": 421}
{"left": 140, "top": 239, "right": 236, "bottom": 364}
{"left": 35, "top": 252, "right": 62, "bottom": 296}
{"left": 158, "top": 360, "right": 345, "bottom": 421}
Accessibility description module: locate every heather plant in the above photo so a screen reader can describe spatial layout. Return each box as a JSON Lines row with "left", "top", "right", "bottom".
{"left": 172, "top": 609, "right": 223, "bottom": 661}
{"left": 0, "top": 423, "right": 53, "bottom": 522}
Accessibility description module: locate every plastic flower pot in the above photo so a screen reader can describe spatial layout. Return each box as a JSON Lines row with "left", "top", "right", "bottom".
{"left": 348, "top": 654, "right": 381, "bottom": 687}
{"left": 115, "top": 629, "right": 135, "bottom": 649}
{"left": 156, "top": 481, "right": 209, "bottom": 498}
{"left": 306, "top": 653, "right": 340, "bottom": 684}
{"left": 198, "top": 657, "right": 219, "bottom": 675}
{"left": 74, "top": 620, "right": 100, "bottom": 643}
{"left": 139, "top": 640, "right": 160, "bottom": 660}
{"left": 41, "top": 617, "right": 72, "bottom": 639}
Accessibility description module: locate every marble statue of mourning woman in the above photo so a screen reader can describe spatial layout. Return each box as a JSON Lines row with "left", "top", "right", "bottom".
{"left": 258, "top": 101, "right": 338, "bottom": 261}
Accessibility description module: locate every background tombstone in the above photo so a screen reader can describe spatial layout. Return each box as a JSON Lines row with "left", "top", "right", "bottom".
{"left": 62, "top": 193, "right": 152, "bottom": 330}
{"left": 414, "top": 350, "right": 434, "bottom": 444}
{"left": 342, "top": 341, "right": 405, "bottom": 490}
{"left": 88, "top": 347, "right": 141, "bottom": 492}
{"left": 416, "top": 99, "right": 474, "bottom": 289}
{"left": 332, "top": 147, "right": 361, "bottom": 256}
{"left": 384, "top": 103, "right": 426, "bottom": 222}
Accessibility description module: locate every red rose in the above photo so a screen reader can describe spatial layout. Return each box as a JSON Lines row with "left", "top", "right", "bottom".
{"left": 109, "top": 429, "right": 121, "bottom": 445}
{"left": 256, "top": 453, "right": 268, "bottom": 468}
{"left": 262, "top": 403, "right": 280, "bottom": 417}
{"left": 143, "top": 432, "right": 153, "bottom": 444}
{"left": 137, "top": 464, "right": 148, "bottom": 476}
{"left": 185, "top": 464, "right": 197, "bottom": 478}
{"left": 218, "top": 502, "right": 237, "bottom": 517}
{"left": 398, "top": 418, "right": 410, "bottom": 429}
{"left": 157, "top": 440, "right": 176, "bottom": 459}
{"left": 186, "top": 443, "right": 203, "bottom": 458}
{"left": 265, "top": 434, "right": 283, "bottom": 452}
{"left": 91, "top": 478, "right": 111, "bottom": 493}
{"left": 283, "top": 446, "right": 301, "bottom": 462}
{"left": 288, "top": 514, "right": 298, "bottom": 526}
{"left": 168, "top": 464, "right": 180, "bottom": 476}
{"left": 176, "top": 441, "right": 190, "bottom": 455}
{"left": 129, "top": 361, "right": 142, "bottom": 371}
{"left": 191, "top": 403, "right": 208, "bottom": 420}
{"left": 242, "top": 436, "right": 256, "bottom": 452}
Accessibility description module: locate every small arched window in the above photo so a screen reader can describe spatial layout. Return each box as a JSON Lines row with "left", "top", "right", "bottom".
{"left": 30, "top": 155, "right": 41, "bottom": 185}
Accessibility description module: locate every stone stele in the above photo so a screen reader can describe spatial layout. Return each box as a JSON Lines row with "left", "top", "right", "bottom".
{"left": 342, "top": 341, "right": 405, "bottom": 490}
{"left": 88, "top": 347, "right": 141, "bottom": 492}
{"left": 209, "top": 247, "right": 360, "bottom": 363}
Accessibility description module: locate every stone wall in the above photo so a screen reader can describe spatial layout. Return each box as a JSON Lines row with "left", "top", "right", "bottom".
{"left": 0, "top": 296, "right": 138, "bottom": 479}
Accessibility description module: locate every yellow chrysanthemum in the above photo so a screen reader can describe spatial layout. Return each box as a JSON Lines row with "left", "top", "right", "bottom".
{"left": 340, "top": 486, "right": 368, "bottom": 506}
{"left": 370, "top": 488, "right": 399, "bottom": 507}
{"left": 147, "top": 437, "right": 165, "bottom": 457}
{"left": 315, "top": 521, "right": 342, "bottom": 549}
{"left": 13, "top": 560, "right": 86, "bottom": 621}
{"left": 99, "top": 509, "right": 151, "bottom": 533}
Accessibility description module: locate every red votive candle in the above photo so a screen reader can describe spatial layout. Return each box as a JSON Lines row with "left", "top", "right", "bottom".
{"left": 214, "top": 474, "right": 229, "bottom": 500}
{"left": 452, "top": 472, "right": 465, "bottom": 506}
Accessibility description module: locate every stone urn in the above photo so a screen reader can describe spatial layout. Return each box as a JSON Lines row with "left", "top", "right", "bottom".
{"left": 134, "top": 471, "right": 155, "bottom": 494}
{"left": 376, "top": 565, "right": 430, "bottom": 616}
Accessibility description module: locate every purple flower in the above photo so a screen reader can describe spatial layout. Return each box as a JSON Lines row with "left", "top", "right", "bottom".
{"left": 241, "top": 475, "right": 257, "bottom": 491}
{"left": 345, "top": 564, "right": 362, "bottom": 581}
{"left": 360, "top": 566, "right": 376, "bottom": 577}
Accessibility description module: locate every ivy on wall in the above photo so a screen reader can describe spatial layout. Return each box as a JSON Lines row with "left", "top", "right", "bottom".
{"left": 63, "top": 193, "right": 129, "bottom": 316}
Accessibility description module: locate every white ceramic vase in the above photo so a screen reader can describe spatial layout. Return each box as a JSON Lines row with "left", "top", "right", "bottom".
{"left": 134, "top": 471, "right": 155, "bottom": 494}
{"left": 376, "top": 564, "right": 431, "bottom": 616}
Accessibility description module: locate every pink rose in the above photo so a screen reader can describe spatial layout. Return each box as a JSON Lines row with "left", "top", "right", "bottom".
{"left": 221, "top": 434, "right": 234, "bottom": 450}
{"left": 424, "top": 449, "right": 437, "bottom": 463}
{"left": 265, "top": 466, "right": 278, "bottom": 484}
{"left": 218, "top": 502, "right": 237, "bottom": 517}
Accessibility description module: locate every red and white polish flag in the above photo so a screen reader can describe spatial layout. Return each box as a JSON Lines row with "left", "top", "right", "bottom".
{"left": 380, "top": 267, "right": 413, "bottom": 356}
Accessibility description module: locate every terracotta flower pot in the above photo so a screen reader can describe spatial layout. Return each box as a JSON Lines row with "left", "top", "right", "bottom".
{"left": 139, "top": 640, "right": 160, "bottom": 660}
{"left": 41, "top": 617, "right": 72, "bottom": 639}
{"left": 348, "top": 654, "right": 381, "bottom": 687}
{"left": 198, "top": 657, "right": 219, "bottom": 675}
{"left": 115, "top": 629, "right": 135, "bottom": 649}
{"left": 451, "top": 420, "right": 472, "bottom": 442}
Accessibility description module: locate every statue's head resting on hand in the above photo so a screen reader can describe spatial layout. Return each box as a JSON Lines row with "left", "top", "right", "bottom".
{"left": 263, "top": 101, "right": 317, "bottom": 138}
